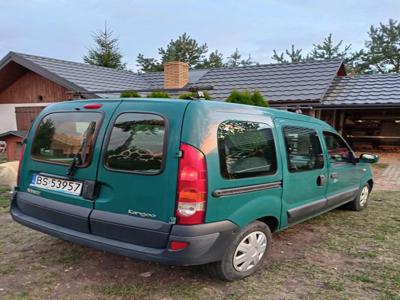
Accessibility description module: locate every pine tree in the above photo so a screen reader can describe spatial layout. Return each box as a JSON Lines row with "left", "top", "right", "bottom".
{"left": 199, "top": 50, "right": 225, "bottom": 68}
{"left": 271, "top": 45, "right": 305, "bottom": 63}
{"left": 84, "top": 23, "right": 126, "bottom": 70}
{"left": 136, "top": 54, "right": 163, "bottom": 72}
{"left": 309, "top": 34, "right": 351, "bottom": 60}
{"left": 227, "top": 49, "right": 254, "bottom": 67}
{"left": 362, "top": 19, "right": 400, "bottom": 73}
{"left": 158, "top": 33, "right": 208, "bottom": 68}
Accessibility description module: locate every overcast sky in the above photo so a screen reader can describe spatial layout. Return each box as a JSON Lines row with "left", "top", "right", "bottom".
{"left": 0, "top": 0, "right": 399, "bottom": 70}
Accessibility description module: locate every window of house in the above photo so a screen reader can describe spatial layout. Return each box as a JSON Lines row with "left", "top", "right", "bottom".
{"left": 323, "top": 132, "right": 352, "bottom": 163}
{"left": 217, "top": 120, "right": 277, "bottom": 179}
{"left": 105, "top": 113, "right": 165, "bottom": 174}
{"left": 283, "top": 126, "right": 324, "bottom": 172}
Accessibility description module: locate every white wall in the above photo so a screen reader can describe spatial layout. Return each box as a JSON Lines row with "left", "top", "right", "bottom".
{"left": 0, "top": 103, "right": 49, "bottom": 133}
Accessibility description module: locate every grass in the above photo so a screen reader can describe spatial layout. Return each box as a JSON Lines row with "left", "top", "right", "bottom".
{"left": 0, "top": 152, "right": 7, "bottom": 164}
{"left": 0, "top": 191, "right": 399, "bottom": 299}
{"left": 373, "top": 163, "right": 389, "bottom": 170}
{"left": 0, "top": 185, "right": 10, "bottom": 213}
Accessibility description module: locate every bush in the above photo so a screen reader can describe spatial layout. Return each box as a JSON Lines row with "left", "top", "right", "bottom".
{"left": 120, "top": 90, "right": 141, "bottom": 98}
{"left": 147, "top": 91, "right": 170, "bottom": 98}
{"left": 226, "top": 90, "right": 268, "bottom": 107}
{"left": 178, "top": 91, "right": 212, "bottom": 100}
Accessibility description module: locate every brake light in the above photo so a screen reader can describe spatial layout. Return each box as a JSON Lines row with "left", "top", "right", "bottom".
{"left": 17, "top": 144, "right": 25, "bottom": 186}
{"left": 175, "top": 143, "right": 207, "bottom": 225}
{"left": 169, "top": 241, "right": 190, "bottom": 251}
{"left": 83, "top": 103, "right": 102, "bottom": 109}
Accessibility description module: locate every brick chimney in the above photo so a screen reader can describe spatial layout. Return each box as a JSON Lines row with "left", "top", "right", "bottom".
{"left": 163, "top": 61, "right": 189, "bottom": 89}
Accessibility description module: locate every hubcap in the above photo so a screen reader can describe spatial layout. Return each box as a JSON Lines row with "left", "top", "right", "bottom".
{"left": 359, "top": 186, "right": 369, "bottom": 206}
{"left": 233, "top": 231, "right": 267, "bottom": 272}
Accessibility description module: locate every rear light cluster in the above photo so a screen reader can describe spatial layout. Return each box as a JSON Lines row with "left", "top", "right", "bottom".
{"left": 17, "top": 144, "right": 25, "bottom": 186}
{"left": 175, "top": 143, "right": 207, "bottom": 225}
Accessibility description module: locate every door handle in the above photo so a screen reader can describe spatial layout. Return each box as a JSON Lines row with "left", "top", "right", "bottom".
{"left": 317, "top": 174, "right": 326, "bottom": 186}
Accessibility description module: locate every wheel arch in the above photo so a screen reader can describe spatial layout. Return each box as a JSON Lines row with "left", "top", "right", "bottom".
{"left": 256, "top": 216, "right": 279, "bottom": 233}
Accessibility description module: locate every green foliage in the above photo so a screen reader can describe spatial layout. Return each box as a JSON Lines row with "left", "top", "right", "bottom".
{"left": 83, "top": 23, "right": 126, "bottom": 70}
{"left": 198, "top": 50, "right": 225, "bottom": 68}
{"left": 226, "top": 49, "right": 255, "bottom": 67}
{"left": 272, "top": 45, "right": 306, "bottom": 63}
{"left": 362, "top": 18, "right": 400, "bottom": 73}
{"left": 178, "top": 91, "right": 212, "bottom": 100}
{"left": 147, "top": 91, "right": 170, "bottom": 98}
{"left": 136, "top": 54, "right": 163, "bottom": 72}
{"left": 120, "top": 90, "right": 141, "bottom": 98}
{"left": 226, "top": 90, "right": 267, "bottom": 107}
{"left": 251, "top": 91, "right": 268, "bottom": 107}
{"left": 136, "top": 33, "right": 208, "bottom": 71}
{"left": 309, "top": 34, "right": 352, "bottom": 60}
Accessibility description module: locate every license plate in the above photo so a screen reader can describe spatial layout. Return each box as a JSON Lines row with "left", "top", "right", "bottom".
{"left": 30, "top": 174, "right": 83, "bottom": 196}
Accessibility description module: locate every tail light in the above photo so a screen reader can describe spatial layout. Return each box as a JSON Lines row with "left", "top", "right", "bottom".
{"left": 17, "top": 144, "right": 25, "bottom": 186}
{"left": 175, "top": 143, "right": 207, "bottom": 225}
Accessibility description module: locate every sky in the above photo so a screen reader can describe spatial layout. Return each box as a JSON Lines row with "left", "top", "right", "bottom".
{"left": 0, "top": 0, "right": 399, "bottom": 71}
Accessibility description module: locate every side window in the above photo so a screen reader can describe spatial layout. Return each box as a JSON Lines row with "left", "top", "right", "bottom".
{"left": 323, "top": 132, "right": 352, "bottom": 163}
{"left": 217, "top": 120, "right": 277, "bottom": 179}
{"left": 283, "top": 126, "right": 324, "bottom": 172}
{"left": 105, "top": 113, "right": 165, "bottom": 174}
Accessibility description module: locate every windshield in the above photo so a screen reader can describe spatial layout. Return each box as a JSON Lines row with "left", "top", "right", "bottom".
{"left": 31, "top": 112, "right": 102, "bottom": 165}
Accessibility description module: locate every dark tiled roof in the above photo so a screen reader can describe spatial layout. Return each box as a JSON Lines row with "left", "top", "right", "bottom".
{"left": 0, "top": 130, "right": 27, "bottom": 138}
{"left": 0, "top": 52, "right": 343, "bottom": 103}
{"left": 323, "top": 74, "right": 400, "bottom": 105}
{"left": 141, "top": 69, "right": 209, "bottom": 88}
{"left": 3, "top": 52, "right": 149, "bottom": 96}
{"left": 194, "top": 59, "right": 343, "bottom": 102}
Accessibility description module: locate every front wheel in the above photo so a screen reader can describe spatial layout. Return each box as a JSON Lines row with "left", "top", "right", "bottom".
{"left": 203, "top": 221, "right": 272, "bottom": 281}
{"left": 345, "top": 183, "right": 371, "bottom": 211}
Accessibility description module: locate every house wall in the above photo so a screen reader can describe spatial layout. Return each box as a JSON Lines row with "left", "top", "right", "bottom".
{"left": 0, "top": 103, "right": 48, "bottom": 133}
{"left": 0, "top": 70, "right": 70, "bottom": 133}
{"left": 0, "top": 135, "right": 23, "bottom": 161}
{"left": 0, "top": 70, "right": 69, "bottom": 103}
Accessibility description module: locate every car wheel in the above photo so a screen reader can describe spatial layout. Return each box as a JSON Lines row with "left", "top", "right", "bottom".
{"left": 203, "top": 220, "right": 272, "bottom": 281}
{"left": 345, "top": 183, "right": 371, "bottom": 211}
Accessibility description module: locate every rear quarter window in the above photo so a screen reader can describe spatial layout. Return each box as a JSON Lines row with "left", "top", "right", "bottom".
{"left": 217, "top": 120, "right": 277, "bottom": 179}
{"left": 31, "top": 112, "right": 102, "bottom": 165}
{"left": 104, "top": 113, "right": 165, "bottom": 174}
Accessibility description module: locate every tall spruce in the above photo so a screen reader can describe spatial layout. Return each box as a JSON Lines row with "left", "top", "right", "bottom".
{"left": 271, "top": 45, "right": 306, "bottom": 63}
{"left": 84, "top": 23, "right": 126, "bottom": 70}
{"left": 362, "top": 19, "right": 400, "bottom": 73}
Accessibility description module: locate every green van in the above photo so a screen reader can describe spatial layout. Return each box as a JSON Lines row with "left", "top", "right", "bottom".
{"left": 11, "top": 98, "right": 378, "bottom": 281}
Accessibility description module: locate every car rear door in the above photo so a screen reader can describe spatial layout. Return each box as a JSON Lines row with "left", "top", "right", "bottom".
{"left": 275, "top": 118, "right": 328, "bottom": 226}
{"left": 91, "top": 100, "right": 189, "bottom": 248}
{"left": 18, "top": 100, "right": 121, "bottom": 233}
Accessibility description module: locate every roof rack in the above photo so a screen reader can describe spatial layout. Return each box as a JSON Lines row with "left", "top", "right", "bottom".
{"left": 66, "top": 85, "right": 214, "bottom": 99}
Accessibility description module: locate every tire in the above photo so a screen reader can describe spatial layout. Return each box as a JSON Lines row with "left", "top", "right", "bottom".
{"left": 345, "top": 183, "right": 371, "bottom": 211}
{"left": 203, "top": 221, "right": 272, "bottom": 281}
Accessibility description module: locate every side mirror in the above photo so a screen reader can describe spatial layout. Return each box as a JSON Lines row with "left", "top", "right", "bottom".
{"left": 359, "top": 153, "right": 379, "bottom": 164}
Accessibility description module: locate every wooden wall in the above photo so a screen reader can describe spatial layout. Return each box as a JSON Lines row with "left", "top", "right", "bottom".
{"left": 0, "top": 71, "right": 69, "bottom": 103}
{"left": 15, "top": 106, "right": 45, "bottom": 131}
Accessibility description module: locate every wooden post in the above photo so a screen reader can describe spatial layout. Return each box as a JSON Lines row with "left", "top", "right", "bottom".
{"left": 338, "top": 110, "right": 345, "bottom": 135}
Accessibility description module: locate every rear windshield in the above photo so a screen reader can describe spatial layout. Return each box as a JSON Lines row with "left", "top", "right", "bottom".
{"left": 104, "top": 113, "right": 165, "bottom": 174}
{"left": 31, "top": 112, "right": 101, "bottom": 165}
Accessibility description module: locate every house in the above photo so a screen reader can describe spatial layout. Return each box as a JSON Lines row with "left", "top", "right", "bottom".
{"left": 0, "top": 131, "right": 26, "bottom": 160}
{"left": 0, "top": 51, "right": 399, "bottom": 161}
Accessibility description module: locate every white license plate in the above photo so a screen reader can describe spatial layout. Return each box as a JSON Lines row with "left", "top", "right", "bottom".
{"left": 30, "top": 174, "right": 83, "bottom": 196}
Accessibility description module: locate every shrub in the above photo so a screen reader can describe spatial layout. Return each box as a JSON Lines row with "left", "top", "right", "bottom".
{"left": 120, "top": 90, "right": 141, "bottom": 98}
{"left": 251, "top": 90, "right": 268, "bottom": 107}
{"left": 178, "top": 91, "right": 212, "bottom": 100}
{"left": 147, "top": 91, "right": 170, "bottom": 98}
{"left": 226, "top": 90, "right": 268, "bottom": 107}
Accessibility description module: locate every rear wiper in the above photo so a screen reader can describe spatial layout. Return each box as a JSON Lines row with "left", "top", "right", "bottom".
{"left": 67, "top": 121, "right": 96, "bottom": 177}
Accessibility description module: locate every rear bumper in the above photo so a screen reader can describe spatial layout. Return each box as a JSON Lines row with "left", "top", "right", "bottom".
{"left": 10, "top": 191, "right": 238, "bottom": 266}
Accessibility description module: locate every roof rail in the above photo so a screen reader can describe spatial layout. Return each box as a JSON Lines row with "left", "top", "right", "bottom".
{"left": 66, "top": 85, "right": 214, "bottom": 98}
